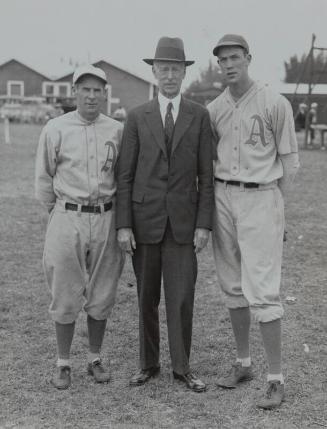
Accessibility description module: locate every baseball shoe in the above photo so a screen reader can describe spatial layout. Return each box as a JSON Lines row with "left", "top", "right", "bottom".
{"left": 50, "top": 366, "right": 71, "bottom": 390}
{"left": 129, "top": 367, "right": 160, "bottom": 386}
{"left": 87, "top": 358, "right": 110, "bottom": 383}
{"left": 217, "top": 363, "right": 253, "bottom": 388}
{"left": 173, "top": 371, "right": 207, "bottom": 393}
{"left": 257, "top": 380, "right": 285, "bottom": 409}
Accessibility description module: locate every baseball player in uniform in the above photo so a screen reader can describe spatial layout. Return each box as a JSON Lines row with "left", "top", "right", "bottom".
{"left": 207, "top": 34, "right": 299, "bottom": 409}
{"left": 35, "top": 65, "right": 124, "bottom": 389}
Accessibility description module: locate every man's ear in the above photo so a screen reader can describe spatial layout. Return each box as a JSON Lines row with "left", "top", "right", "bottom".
{"left": 152, "top": 65, "right": 157, "bottom": 79}
{"left": 246, "top": 53, "right": 252, "bottom": 64}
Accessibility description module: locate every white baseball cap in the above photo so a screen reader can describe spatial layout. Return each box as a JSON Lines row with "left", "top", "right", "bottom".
{"left": 72, "top": 65, "right": 107, "bottom": 85}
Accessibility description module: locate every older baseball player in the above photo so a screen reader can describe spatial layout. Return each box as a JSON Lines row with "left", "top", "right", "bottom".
{"left": 207, "top": 34, "right": 299, "bottom": 409}
{"left": 35, "top": 65, "right": 124, "bottom": 389}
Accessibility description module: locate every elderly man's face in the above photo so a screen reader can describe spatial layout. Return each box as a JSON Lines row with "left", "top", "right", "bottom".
{"left": 153, "top": 61, "right": 186, "bottom": 98}
{"left": 73, "top": 75, "right": 106, "bottom": 121}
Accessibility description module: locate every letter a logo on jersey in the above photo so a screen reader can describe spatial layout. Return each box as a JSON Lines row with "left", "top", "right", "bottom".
{"left": 101, "top": 141, "right": 117, "bottom": 172}
{"left": 245, "top": 115, "right": 268, "bottom": 147}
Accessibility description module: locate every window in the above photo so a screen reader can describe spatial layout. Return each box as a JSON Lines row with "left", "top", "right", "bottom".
{"left": 42, "top": 82, "right": 71, "bottom": 97}
{"left": 7, "top": 81, "right": 24, "bottom": 97}
{"left": 58, "top": 85, "right": 68, "bottom": 96}
{"left": 45, "top": 84, "right": 55, "bottom": 95}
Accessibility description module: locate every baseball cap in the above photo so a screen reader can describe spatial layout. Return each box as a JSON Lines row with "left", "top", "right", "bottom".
{"left": 72, "top": 65, "right": 107, "bottom": 85}
{"left": 213, "top": 34, "right": 250, "bottom": 56}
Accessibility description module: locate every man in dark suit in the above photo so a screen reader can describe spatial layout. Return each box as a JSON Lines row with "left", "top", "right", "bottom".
{"left": 116, "top": 37, "right": 213, "bottom": 392}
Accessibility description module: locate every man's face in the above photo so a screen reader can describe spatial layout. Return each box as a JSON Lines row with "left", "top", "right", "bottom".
{"left": 217, "top": 46, "right": 251, "bottom": 85}
{"left": 153, "top": 61, "right": 186, "bottom": 98}
{"left": 73, "top": 75, "right": 106, "bottom": 120}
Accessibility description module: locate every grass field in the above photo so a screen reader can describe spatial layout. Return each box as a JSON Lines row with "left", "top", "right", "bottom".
{"left": 0, "top": 124, "right": 326, "bottom": 429}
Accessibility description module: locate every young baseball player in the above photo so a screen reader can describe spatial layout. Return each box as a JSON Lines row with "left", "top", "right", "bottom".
{"left": 207, "top": 34, "right": 300, "bottom": 409}
{"left": 35, "top": 65, "right": 124, "bottom": 389}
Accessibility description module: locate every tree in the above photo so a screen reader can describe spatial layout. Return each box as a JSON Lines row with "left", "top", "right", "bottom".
{"left": 284, "top": 52, "right": 327, "bottom": 83}
{"left": 183, "top": 61, "right": 224, "bottom": 104}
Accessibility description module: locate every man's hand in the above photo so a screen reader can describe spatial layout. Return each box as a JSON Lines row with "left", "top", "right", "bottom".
{"left": 117, "top": 228, "right": 136, "bottom": 255}
{"left": 193, "top": 228, "right": 210, "bottom": 253}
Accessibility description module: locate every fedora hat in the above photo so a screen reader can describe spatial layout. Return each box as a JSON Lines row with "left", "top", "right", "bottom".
{"left": 143, "top": 37, "right": 194, "bottom": 66}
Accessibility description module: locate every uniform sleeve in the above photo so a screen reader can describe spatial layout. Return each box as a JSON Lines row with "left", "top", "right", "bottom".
{"left": 272, "top": 95, "right": 298, "bottom": 155}
{"left": 34, "top": 124, "right": 60, "bottom": 211}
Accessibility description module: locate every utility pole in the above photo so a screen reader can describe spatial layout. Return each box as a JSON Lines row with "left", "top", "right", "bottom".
{"left": 304, "top": 34, "right": 316, "bottom": 149}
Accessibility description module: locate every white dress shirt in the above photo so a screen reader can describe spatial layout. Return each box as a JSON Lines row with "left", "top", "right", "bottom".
{"left": 158, "top": 92, "right": 181, "bottom": 125}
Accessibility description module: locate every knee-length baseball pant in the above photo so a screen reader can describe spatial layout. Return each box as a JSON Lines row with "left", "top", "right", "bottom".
{"left": 212, "top": 181, "right": 285, "bottom": 323}
{"left": 43, "top": 202, "right": 124, "bottom": 324}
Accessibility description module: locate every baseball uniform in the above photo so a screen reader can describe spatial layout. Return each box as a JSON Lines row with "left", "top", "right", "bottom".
{"left": 207, "top": 82, "right": 299, "bottom": 322}
{"left": 35, "top": 110, "right": 124, "bottom": 324}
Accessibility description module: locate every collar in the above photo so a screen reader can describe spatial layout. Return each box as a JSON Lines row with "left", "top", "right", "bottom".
{"left": 158, "top": 92, "right": 181, "bottom": 112}
{"left": 75, "top": 109, "right": 101, "bottom": 125}
{"left": 226, "top": 81, "right": 258, "bottom": 105}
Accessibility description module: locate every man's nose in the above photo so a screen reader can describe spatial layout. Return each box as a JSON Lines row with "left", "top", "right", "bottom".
{"left": 167, "top": 69, "right": 174, "bottom": 79}
{"left": 88, "top": 89, "right": 96, "bottom": 98}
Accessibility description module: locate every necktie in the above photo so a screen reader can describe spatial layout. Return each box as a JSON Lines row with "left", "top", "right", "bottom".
{"left": 164, "top": 102, "right": 174, "bottom": 156}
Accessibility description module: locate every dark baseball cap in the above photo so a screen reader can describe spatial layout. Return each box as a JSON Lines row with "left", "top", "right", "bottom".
{"left": 213, "top": 34, "right": 250, "bottom": 56}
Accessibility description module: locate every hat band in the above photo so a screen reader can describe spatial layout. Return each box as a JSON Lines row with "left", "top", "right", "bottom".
{"left": 154, "top": 46, "right": 186, "bottom": 62}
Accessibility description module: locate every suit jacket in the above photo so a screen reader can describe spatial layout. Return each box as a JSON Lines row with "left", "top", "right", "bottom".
{"left": 116, "top": 96, "right": 214, "bottom": 244}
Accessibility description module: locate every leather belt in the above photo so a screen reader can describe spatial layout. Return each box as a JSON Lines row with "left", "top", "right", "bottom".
{"left": 65, "top": 201, "right": 112, "bottom": 213}
{"left": 215, "top": 178, "right": 259, "bottom": 189}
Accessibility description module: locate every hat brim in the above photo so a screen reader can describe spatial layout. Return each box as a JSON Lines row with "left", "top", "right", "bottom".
{"left": 143, "top": 58, "right": 194, "bottom": 66}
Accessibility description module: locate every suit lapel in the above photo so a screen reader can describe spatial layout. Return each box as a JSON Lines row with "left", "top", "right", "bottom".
{"left": 144, "top": 98, "right": 167, "bottom": 158}
{"left": 171, "top": 97, "right": 194, "bottom": 154}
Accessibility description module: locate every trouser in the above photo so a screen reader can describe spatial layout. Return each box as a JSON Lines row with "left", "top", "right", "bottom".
{"left": 43, "top": 200, "right": 124, "bottom": 323}
{"left": 132, "top": 223, "right": 197, "bottom": 375}
{"left": 212, "top": 181, "right": 284, "bottom": 322}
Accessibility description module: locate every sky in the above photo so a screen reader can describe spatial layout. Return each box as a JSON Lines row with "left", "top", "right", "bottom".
{"left": 1, "top": 0, "right": 327, "bottom": 90}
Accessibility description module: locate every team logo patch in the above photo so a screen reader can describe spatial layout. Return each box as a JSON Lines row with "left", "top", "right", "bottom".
{"left": 245, "top": 115, "right": 268, "bottom": 147}
{"left": 101, "top": 141, "right": 117, "bottom": 172}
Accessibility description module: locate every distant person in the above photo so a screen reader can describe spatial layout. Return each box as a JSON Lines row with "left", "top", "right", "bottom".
{"left": 308, "top": 102, "right": 318, "bottom": 146}
{"left": 113, "top": 106, "right": 127, "bottom": 123}
{"left": 116, "top": 37, "right": 214, "bottom": 392}
{"left": 207, "top": 34, "right": 300, "bottom": 409}
{"left": 35, "top": 65, "right": 124, "bottom": 390}
{"left": 294, "top": 102, "right": 307, "bottom": 131}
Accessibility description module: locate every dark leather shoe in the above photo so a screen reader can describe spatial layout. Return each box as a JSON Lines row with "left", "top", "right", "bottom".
{"left": 217, "top": 363, "right": 253, "bottom": 389}
{"left": 129, "top": 367, "right": 160, "bottom": 386}
{"left": 173, "top": 371, "right": 206, "bottom": 393}
{"left": 257, "top": 381, "right": 285, "bottom": 409}
{"left": 50, "top": 366, "right": 71, "bottom": 390}
{"left": 87, "top": 359, "right": 110, "bottom": 383}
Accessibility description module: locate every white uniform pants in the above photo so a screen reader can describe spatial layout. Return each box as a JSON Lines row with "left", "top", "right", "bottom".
{"left": 212, "top": 181, "right": 284, "bottom": 323}
{"left": 43, "top": 200, "right": 124, "bottom": 323}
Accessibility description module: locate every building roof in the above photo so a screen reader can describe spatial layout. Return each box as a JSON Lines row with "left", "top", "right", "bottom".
{"left": 55, "top": 59, "right": 155, "bottom": 86}
{"left": 276, "top": 82, "right": 327, "bottom": 95}
{"left": 0, "top": 58, "right": 155, "bottom": 85}
{"left": 0, "top": 59, "right": 49, "bottom": 80}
